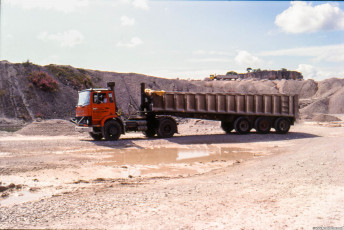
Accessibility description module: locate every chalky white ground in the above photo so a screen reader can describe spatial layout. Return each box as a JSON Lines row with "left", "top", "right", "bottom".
{"left": 0, "top": 119, "right": 344, "bottom": 229}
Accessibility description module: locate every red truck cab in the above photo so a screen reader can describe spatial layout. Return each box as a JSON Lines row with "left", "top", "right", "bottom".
{"left": 72, "top": 82, "right": 178, "bottom": 141}
{"left": 74, "top": 88, "right": 118, "bottom": 131}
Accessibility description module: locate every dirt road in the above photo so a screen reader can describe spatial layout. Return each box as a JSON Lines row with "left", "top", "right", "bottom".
{"left": 0, "top": 120, "right": 344, "bottom": 229}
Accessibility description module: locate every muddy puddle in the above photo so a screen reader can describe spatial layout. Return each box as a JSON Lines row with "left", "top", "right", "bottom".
{"left": 101, "top": 146, "right": 255, "bottom": 165}
{"left": 98, "top": 145, "right": 259, "bottom": 178}
{"left": 0, "top": 146, "right": 265, "bottom": 206}
{"left": 0, "top": 189, "right": 53, "bottom": 206}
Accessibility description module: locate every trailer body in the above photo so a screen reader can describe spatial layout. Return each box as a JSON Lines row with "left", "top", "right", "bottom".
{"left": 73, "top": 82, "right": 299, "bottom": 141}
{"left": 149, "top": 91, "right": 298, "bottom": 120}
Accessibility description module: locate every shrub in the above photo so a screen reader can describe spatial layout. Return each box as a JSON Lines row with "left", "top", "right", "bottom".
{"left": 226, "top": 71, "right": 238, "bottom": 75}
{"left": 45, "top": 65, "right": 100, "bottom": 90}
{"left": 34, "top": 112, "right": 44, "bottom": 119}
{"left": 0, "top": 89, "right": 6, "bottom": 97}
{"left": 23, "top": 59, "right": 33, "bottom": 68}
{"left": 28, "top": 71, "right": 59, "bottom": 92}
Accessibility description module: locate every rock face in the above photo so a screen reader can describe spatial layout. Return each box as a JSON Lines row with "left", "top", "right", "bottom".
{"left": 239, "top": 70, "right": 303, "bottom": 80}
{"left": 0, "top": 60, "right": 343, "bottom": 122}
{"left": 312, "top": 114, "right": 341, "bottom": 122}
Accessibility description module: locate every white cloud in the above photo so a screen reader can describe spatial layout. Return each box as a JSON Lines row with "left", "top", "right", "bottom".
{"left": 235, "top": 51, "right": 263, "bottom": 67}
{"left": 116, "top": 37, "right": 143, "bottom": 48}
{"left": 297, "top": 64, "right": 344, "bottom": 80}
{"left": 193, "top": 50, "right": 231, "bottom": 56}
{"left": 187, "top": 58, "right": 231, "bottom": 63}
{"left": 193, "top": 50, "right": 207, "bottom": 55}
{"left": 275, "top": 2, "right": 344, "bottom": 34}
{"left": 132, "top": 0, "right": 149, "bottom": 10}
{"left": 148, "top": 69, "right": 231, "bottom": 80}
{"left": 4, "top": 0, "right": 89, "bottom": 13}
{"left": 90, "top": 0, "right": 149, "bottom": 10}
{"left": 38, "top": 30, "right": 84, "bottom": 47}
{"left": 259, "top": 43, "right": 344, "bottom": 63}
{"left": 297, "top": 64, "right": 318, "bottom": 79}
{"left": 120, "top": 16, "right": 136, "bottom": 26}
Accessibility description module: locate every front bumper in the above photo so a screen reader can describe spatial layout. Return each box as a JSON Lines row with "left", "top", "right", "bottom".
{"left": 75, "top": 126, "right": 93, "bottom": 133}
{"left": 70, "top": 117, "right": 93, "bottom": 133}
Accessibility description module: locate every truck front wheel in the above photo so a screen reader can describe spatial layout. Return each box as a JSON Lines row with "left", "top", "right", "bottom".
{"left": 89, "top": 132, "right": 103, "bottom": 141}
{"left": 157, "top": 118, "right": 177, "bottom": 138}
{"left": 102, "top": 120, "right": 122, "bottom": 141}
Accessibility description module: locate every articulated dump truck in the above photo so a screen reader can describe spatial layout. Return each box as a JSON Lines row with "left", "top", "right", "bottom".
{"left": 72, "top": 82, "right": 299, "bottom": 141}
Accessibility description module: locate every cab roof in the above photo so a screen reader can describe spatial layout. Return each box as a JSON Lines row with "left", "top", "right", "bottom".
{"left": 79, "top": 88, "right": 111, "bottom": 92}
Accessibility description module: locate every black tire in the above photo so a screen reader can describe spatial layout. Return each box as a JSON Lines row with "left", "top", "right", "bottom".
{"left": 254, "top": 117, "right": 271, "bottom": 134}
{"left": 156, "top": 118, "right": 177, "bottom": 138}
{"left": 234, "top": 117, "right": 251, "bottom": 134}
{"left": 221, "top": 121, "right": 234, "bottom": 134}
{"left": 274, "top": 117, "right": 290, "bottom": 134}
{"left": 143, "top": 129, "right": 156, "bottom": 138}
{"left": 102, "top": 120, "right": 122, "bottom": 141}
{"left": 89, "top": 132, "right": 103, "bottom": 141}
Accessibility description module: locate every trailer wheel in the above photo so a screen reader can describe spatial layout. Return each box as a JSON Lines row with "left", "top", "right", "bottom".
{"left": 102, "top": 120, "right": 122, "bottom": 141}
{"left": 89, "top": 132, "right": 103, "bottom": 141}
{"left": 274, "top": 117, "right": 290, "bottom": 134}
{"left": 234, "top": 117, "right": 251, "bottom": 134}
{"left": 157, "top": 118, "right": 177, "bottom": 138}
{"left": 221, "top": 121, "right": 234, "bottom": 134}
{"left": 254, "top": 117, "right": 271, "bottom": 134}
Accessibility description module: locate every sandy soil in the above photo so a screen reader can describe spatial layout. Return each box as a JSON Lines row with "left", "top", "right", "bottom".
{"left": 0, "top": 119, "right": 344, "bottom": 229}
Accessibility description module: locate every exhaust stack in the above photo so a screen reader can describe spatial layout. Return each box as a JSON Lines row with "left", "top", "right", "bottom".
{"left": 107, "top": 82, "right": 115, "bottom": 92}
{"left": 141, "top": 83, "right": 146, "bottom": 112}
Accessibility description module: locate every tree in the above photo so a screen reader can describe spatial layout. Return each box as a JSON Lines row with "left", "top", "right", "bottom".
{"left": 226, "top": 71, "right": 238, "bottom": 75}
{"left": 247, "top": 67, "right": 252, "bottom": 73}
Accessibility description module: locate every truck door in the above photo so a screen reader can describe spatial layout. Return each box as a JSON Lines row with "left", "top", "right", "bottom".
{"left": 91, "top": 92, "right": 111, "bottom": 125}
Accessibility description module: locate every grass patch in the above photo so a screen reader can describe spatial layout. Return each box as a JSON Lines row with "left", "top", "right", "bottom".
{"left": 0, "top": 126, "right": 23, "bottom": 132}
{"left": 0, "top": 89, "right": 6, "bottom": 97}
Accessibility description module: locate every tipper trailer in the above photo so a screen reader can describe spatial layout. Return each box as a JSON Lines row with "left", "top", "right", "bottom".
{"left": 72, "top": 82, "right": 299, "bottom": 141}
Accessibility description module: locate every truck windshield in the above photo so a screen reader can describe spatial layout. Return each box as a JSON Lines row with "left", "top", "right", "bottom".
{"left": 77, "top": 91, "right": 91, "bottom": 106}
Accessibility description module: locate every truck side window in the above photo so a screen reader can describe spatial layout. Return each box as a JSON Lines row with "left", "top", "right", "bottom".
{"left": 108, "top": 93, "right": 114, "bottom": 103}
{"left": 93, "top": 93, "right": 107, "bottom": 104}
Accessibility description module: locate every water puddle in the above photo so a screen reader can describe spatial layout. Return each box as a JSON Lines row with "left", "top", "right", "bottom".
{"left": 0, "top": 190, "right": 53, "bottom": 207}
{"left": 101, "top": 146, "right": 254, "bottom": 165}
{"left": 99, "top": 146, "right": 258, "bottom": 178}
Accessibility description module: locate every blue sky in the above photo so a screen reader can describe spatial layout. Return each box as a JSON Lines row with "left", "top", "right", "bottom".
{"left": 1, "top": 0, "right": 344, "bottom": 80}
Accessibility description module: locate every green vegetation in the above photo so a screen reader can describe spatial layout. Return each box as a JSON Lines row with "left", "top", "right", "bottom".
{"left": 0, "top": 89, "right": 6, "bottom": 97}
{"left": 226, "top": 71, "right": 238, "bottom": 75}
{"left": 22, "top": 59, "right": 33, "bottom": 68}
{"left": 46, "top": 65, "right": 100, "bottom": 90}
{"left": 0, "top": 126, "right": 23, "bottom": 132}
{"left": 34, "top": 112, "right": 44, "bottom": 119}
{"left": 28, "top": 71, "right": 59, "bottom": 92}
